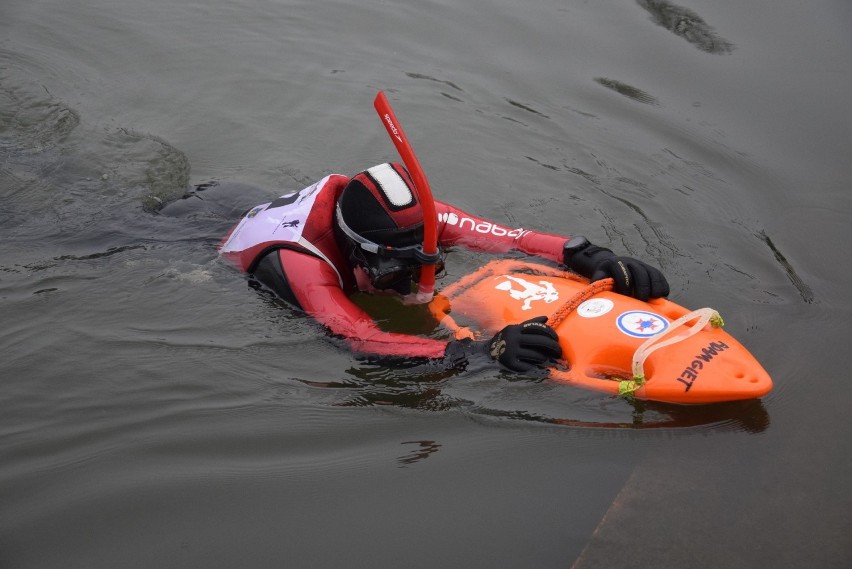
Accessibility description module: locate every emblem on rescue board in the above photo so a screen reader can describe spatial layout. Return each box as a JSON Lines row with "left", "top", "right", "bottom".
{"left": 493, "top": 276, "right": 559, "bottom": 311}
{"left": 577, "top": 298, "right": 615, "bottom": 318}
{"left": 616, "top": 310, "right": 669, "bottom": 338}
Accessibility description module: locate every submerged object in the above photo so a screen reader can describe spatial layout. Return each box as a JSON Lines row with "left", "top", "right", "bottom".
{"left": 429, "top": 260, "right": 772, "bottom": 404}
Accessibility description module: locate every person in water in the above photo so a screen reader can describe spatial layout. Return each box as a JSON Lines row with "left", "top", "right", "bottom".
{"left": 219, "top": 163, "right": 669, "bottom": 373}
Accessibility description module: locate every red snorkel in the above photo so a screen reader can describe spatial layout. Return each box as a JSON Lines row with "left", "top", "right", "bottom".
{"left": 373, "top": 91, "right": 438, "bottom": 303}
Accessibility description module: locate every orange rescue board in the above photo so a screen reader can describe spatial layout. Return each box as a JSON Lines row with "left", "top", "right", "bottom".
{"left": 429, "top": 260, "right": 773, "bottom": 404}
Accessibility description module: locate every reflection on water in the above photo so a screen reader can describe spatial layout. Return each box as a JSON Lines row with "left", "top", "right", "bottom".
{"left": 549, "top": 398, "right": 770, "bottom": 432}
{"left": 298, "top": 361, "right": 770, "bottom": 433}
{"left": 637, "top": 0, "right": 735, "bottom": 54}
{"left": 397, "top": 440, "right": 442, "bottom": 468}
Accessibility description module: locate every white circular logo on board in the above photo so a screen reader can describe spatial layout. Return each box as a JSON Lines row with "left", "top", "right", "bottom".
{"left": 616, "top": 311, "right": 669, "bottom": 338}
{"left": 577, "top": 298, "right": 614, "bottom": 318}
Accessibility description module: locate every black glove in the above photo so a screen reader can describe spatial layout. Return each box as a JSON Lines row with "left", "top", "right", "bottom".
{"left": 486, "top": 315, "right": 562, "bottom": 372}
{"left": 563, "top": 237, "right": 669, "bottom": 301}
{"left": 443, "top": 316, "right": 562, "bottom": 373}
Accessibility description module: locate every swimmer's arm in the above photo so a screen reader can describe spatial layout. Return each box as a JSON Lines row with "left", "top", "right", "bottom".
{"left": 434, "top": 201, "right": 569, "bottom": 263}
{"left": 278, "top": 250, "right": 450, "bottom": 359}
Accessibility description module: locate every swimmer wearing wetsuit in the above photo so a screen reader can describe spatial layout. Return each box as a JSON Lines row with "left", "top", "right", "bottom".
{"left": 220, "top": 163, "right": 669, "bottom": 372}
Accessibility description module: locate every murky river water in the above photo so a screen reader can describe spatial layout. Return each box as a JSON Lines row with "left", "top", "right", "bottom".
{"left": 2, "top": 0, "right": 851, "bottom": 567}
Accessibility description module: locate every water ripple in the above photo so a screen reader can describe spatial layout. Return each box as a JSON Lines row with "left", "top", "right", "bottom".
{"left": 637, "top": 0, "right": 735, "bottom": 54}
{"left": 594, "top": 78, "right": 659, "bottom": 106}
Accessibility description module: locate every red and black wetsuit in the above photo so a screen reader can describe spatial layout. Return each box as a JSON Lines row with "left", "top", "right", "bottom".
{"left": 219, "top": 174, "right": 570, "bottom": 360}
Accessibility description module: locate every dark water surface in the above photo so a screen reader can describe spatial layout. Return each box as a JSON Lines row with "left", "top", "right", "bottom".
{"left": 2, "top": 0, "right": 851, "bottom": 567}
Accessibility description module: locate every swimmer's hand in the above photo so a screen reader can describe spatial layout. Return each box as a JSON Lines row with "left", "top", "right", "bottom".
{"left": 443, "top": 316, "right": 562, "bottom": 373}
{"left": 486, "top": 316, "right": 562, "bottom": 373}
{"left": 563, "top": 237, "right": 669, "bottom": 301}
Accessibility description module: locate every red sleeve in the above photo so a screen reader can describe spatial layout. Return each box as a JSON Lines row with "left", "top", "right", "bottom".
{"left": 435, "top": 201, "right": 568, "bottom": 263}
{"left": 278, "top": 249, "right": 449, "bottom": 359}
